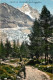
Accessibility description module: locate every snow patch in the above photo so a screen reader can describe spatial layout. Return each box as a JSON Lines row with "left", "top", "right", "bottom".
{"left": 25, "top": 11, "right": 35, "bottom": 20}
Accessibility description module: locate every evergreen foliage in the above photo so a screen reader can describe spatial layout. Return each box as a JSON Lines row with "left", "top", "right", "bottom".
{"left": 5, "top": 39, "right": 12, "bottom": 57}
{"left": 29, "top": 20, "right": 42, "bottom": 60}
{"left": 0, "top": 40, "right": 5, "bottom": 59}
{"left": 29, "top": 5, "right": 53, "bottom": 63}
{"left": 40, "top": 5, "right": 52, "bottom": 64}
{"left": 20, "top": 42, "right": 30, "bottom": 58}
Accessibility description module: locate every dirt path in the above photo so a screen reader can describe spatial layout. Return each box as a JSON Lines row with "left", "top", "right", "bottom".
{"left": 22, "top": 66, "right": 50, "bottom": 80}
{"left": 1, "top": 61, "right": 18, "bottom": 67}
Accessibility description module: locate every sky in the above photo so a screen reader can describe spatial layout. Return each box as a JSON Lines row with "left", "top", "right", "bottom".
{"left": 0, "top": 0, "right": 53, "bottom": 14}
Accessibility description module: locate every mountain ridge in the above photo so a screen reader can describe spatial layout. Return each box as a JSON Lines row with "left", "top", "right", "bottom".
{"left": 0, "top": 3, "right": 33, "bottom": 28}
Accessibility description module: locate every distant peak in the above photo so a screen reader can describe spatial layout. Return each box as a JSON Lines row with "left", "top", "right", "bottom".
{"left": 23, "top": 3, "right": 30, "bottom": 7}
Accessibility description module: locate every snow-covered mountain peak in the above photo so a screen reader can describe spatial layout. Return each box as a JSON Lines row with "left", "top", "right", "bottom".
{"left": 18, "top": 3, "right": 39, "bottom": 20}
{"left": 23, "top": 3, "right": 29, "bottom": 7}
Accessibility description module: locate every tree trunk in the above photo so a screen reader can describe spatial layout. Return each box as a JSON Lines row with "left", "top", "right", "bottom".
{"left": 47, "top": 53, "right": 49, "bottom": 64}
{"left": 45, "top": 53, "right": 47, "bottom": 64}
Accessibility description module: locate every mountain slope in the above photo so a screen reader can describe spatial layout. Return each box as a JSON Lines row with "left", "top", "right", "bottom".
{"left": 18, "top": 3, "right": 39, "bottom": 20}
{"left": 0, "top": 3, "right": 33, "bottom": 28}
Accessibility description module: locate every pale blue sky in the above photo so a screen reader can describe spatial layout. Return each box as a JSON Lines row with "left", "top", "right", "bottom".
{"left": 0, "top": 0, "right": 53, "bottom": 14}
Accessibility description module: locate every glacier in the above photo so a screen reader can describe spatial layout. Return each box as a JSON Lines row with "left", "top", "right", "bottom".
{"left": 1, "top": 27, "right": 31, "bottom": 44}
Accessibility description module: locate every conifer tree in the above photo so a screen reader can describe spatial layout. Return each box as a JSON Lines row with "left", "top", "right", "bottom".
{"left": 29, "top": 6, "right": 53, "bottom": 63}
{"left": 0, "top": 40, "right": 5, "bottom": 59}
{"left": 50, "top": 43, "right": 53, "bottom": 60}
{"left": 40, "top": 5, "right": 52, "bottom": 64}
{"left": 20, "top": 42, "right": 30, "bottom": 58}
{"left": 29, "top": 20, "right": 42, "bottom": 60}
{"left": 12, "top": 40, "right": 20, "bottom": 57}
{"left": 13, "top": 40, "right": 16, "bottom": 52}
{"left": 5, "top": 39, "right": 12, "bottom": 57}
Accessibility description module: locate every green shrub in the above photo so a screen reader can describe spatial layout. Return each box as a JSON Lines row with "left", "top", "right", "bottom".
{"left": 36, "top": 65, "right": 53, "bottom": 73}
{"left": 38, "top": 67, "right": 44, "bottom": 71}
{"left": 0, "top": 64, "right": 21, "bottom": 79}
{"left": 27, "top": 60, "right": 41, "bottom": 65}
{"left": 0, "top": 69, "right": 4, "bottom": 74}
{"left": 15, "top": 66, "right": 21, "bottom": 70}
{"left": 35, "top": 64, "right": 39, "bottom": 67}
{"left": 3, "top": 66, "right": 14, "bottom": 74}
{"left": 0, "top": 73, "right": 13, "bottom": 80}
{"left": 1, "top": 73, "right": 8, "bottom": 79}
{"left": 44, "top": 67, "right": 53, "bottom": 73}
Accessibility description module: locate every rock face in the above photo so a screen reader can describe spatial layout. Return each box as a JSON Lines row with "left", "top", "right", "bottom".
{"left": 0, "top": 3, "right": 33, "bottom": 28}
{"left": 18, "top": 3, "right": 39, "bottom": 20}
